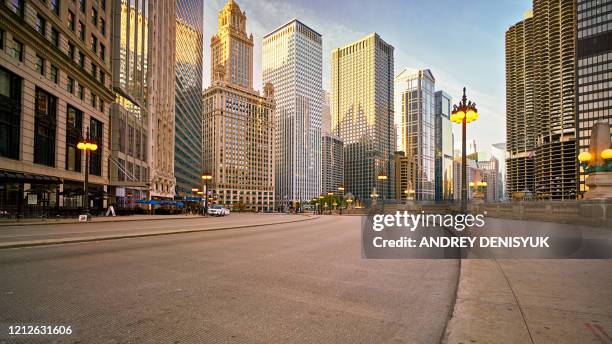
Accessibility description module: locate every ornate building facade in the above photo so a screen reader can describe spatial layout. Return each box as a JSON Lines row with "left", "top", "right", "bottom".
{"left": 202, "top": 0, "right": 275, "bottom": 212}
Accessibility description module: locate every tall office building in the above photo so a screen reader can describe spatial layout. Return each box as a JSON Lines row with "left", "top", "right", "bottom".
{"left": 174, "top": 0, "right": 203, "bottom": 195}
{"left": 434, "top": 90, "right": 454, "bottom": 202}
{"left": 322, "top": 133, "right": 344, "bottom": 195}
{"left": 110, "top": 0, "right": 176, "bottom": 206}
{"left": 202, "top": 0, "right": 275, "bottom": 212}
{"left": 505, "top": 10, "right": 536, "bottom": 199}
{"left": 331, "top": 33, "right": 394, "bottom": 201}
{"left": 0, "top": 0, "right": 113, "bottom": 214}
{"left": 576, "top": 0, "right": 612, "bottom": 193}
{"left": 148, "top": 0, "right": 177, "bottom": 199}
{"left": 263, "top": 20, "right": 322, "bottom": 207}
{"left": 533, "top": 0, "right": 577, "bottom": 200}
{"left": 394, "top": 68, "right": 435, "bottom": 201}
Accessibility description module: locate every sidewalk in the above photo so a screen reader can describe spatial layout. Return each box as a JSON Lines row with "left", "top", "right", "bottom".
{"left": 0, "top": 214, "right": 204, "bottom": 226}
{"left": 443, "top": 219, "right": 612, "bottom": 344}
{"left": 0, "top": 214, "right": 317, "bottom": 249}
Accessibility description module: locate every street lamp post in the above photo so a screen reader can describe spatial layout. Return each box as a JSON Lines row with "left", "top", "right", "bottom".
{"left": 201, "top": 172, "right": 212, "bottom": 216}
{"left": 377, "top": 173, "right": 388, "bottom": 212}
{"left": 77, "top": 127, "right": 98, "bottom": 218}
{"left": 451, "top": 87, "right": 479, "bottom": 213}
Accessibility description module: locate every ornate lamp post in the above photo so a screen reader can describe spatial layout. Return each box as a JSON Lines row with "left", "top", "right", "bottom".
{"left": 77, "top": 127, "right": 98, "bottom": 217}
{"left": 201, "top": 172, "right": 212, "bottom": 215}
{"left": 451, "top": 87, "right": 479, "bottom": 213}
{"left": 337, "top": 185, "right": 345, "bottom": 214}
{"left": 377, "top": 173, "right": 388, "bottom": 212}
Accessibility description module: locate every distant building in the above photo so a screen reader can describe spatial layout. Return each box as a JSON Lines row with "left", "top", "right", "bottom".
{"left": 393, "top": 152, "right": 415, "bottom": 201}
{"left": 395, "top": 68, "right": 435, "bottom": 201}
{"left": 322, "top": 133, "right": 344, "bottom": 195}
{"left": 202, "top": 0, "right": 275, "bottom": 211}
{"left": 453, "top": 157, "right": 479, "bottom": 201}
{"left": 331, "top": 33, "right": 395, "bottom": 200}
{"left": 322, "top": 90, "right": 331, "bottom": 134}
{"left": 434, "top": 90, "right": 454, "bottom": 202}
{"left": 478, "top": 157, "right": 501, "bottom": 201}
{"left": 263, "top": 19, "right": 322, "bottom": 207}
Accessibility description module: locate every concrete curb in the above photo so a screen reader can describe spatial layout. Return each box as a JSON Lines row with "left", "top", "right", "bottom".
{"left": 0, "top": 216, "right": 317, "bottom": 250}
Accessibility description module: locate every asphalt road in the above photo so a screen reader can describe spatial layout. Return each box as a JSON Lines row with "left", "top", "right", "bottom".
{"left": 0, "top": 215, "right": 459, "bottom": 344}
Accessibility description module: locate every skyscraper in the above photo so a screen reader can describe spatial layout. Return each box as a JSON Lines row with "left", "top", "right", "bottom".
{"left": 110, "top": 0, "right": 151, "bottom": 206}
{"left": 394, "top": 68, "right": 435, "bottom": 201}
{"left": 434, "top": 90, "right": 454, "bottom": 202}
{"left": 322, "top": 91, "right": 331, "bottom": 134}
{"left": 576, "top": 0, "right": 612, "bottom": 193}
{"left": 533, "top": 0, "right": 577, "bottom": 200}
{"left": 202, "top": 0, "right": 275, "bottom": 212}
{"left": 331, "top": 33, "right": 394, "bottom": 201}
{"left": 148, "top": 0, "right": 177, "bottom": 199}
{"left": 263, "top": 20, "right": 323, "bottom": 208}
{"left": 174, "top": 0, "right": 204, "bottom": 195}
{"left": 505, "top": 10, "right": 536, "bottom": 199}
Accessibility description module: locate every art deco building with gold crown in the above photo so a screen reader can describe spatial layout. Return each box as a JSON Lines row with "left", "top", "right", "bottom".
{"left": 202, "top": 0, "right": 275, "bottom": 212}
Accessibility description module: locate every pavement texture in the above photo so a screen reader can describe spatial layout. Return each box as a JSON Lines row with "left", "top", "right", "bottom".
{"left": 0, "top": 215, "right": 459, "bottom": 344}
{"left": 0, "top": 214, "right": 216, "bottom": 226}
{"left": 443, "top": 218, "right": 612, "bottom": 344}
{"left": 0, "top": 214, "right": 314, "bottom": 249}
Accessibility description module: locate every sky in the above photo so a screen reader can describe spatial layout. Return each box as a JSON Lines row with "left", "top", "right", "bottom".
{"left": 202, "top": 0, "right": 531, "bottom": 152}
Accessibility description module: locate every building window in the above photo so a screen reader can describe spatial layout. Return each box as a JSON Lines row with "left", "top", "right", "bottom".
{"left": 34, "top": 88, "right": 57, "bottom": 167}
{"left": 100, "top": 43, "right": 105, "bottom": 61}
{"left": 35, "top": 55, "right": 45, "bottom": 75}
{"left": 100, "top": 18, "right": 105, "bottom": 36}
{"left": 36, "top": 14, "right": 46, "bottom": 36}
{"left": 91, "top": 34, "right": 97, "bottom": 52}
{"left": 67, "top": 76, "right": 74, "bottom": 93}
{"left": 68, "top": 10, "right": 75, "bottom": 31}
{"left": 51, "top": 27, "right": 60, "bottom": 47}
{"left": 89, "top": 117, "right": 102, "bottom": 176}
{"left": 78, "top": 84, "right": 84, "bottom": 100}
{"left": 79, "top": 0, "right": 85, "bottom": 13}
{"left": 0, "top": 68, "right": 22, "bottom": 160}
{"left": 50, "top": 65, "right": 58, "bottom": 83}
{"left": 99, "top": 99, "right": 104, "bottom": 113}
{"left": 51, "top": 0, "right": 60, "bottom": 15}
{"left": 65, "top": 105, "right": 82, "bottom": 172}
{"left": 8, "top": 0, "right": 24, "bottom": 18}
{"left": 99, "top": 71, "right": 104, "bottom": 84}
{"left": 79, "top": 52, "right": 85, "bottom": 68}
{"left": 91, "top": 63, "right": 97, "bottom": 78}
{"left": 101, "top": 0, "right": 106, "bottom": 11}
{"left": 78, "top": 21, "right": 85, "bottom": 41}
{"left": 90, "top": 92, "right": 96, "bottom": 108}
{"left": 91, "top": 8, "right": 97, "bottom": 25}
{"left": 0, "top": 30, "right": 4, "bottom": 50}
{"left": 68, "top": 43, "right": 75, "bottom": 60}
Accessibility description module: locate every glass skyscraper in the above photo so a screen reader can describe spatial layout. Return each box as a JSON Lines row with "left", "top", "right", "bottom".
{"left": 394, "top": 68, "right": 435, "bottom": 201}
{"left": 174, "top": 0, "right": 204, "bottom": 195}
{"left": 434, "top": 90, "right": 454, "bottom": 202}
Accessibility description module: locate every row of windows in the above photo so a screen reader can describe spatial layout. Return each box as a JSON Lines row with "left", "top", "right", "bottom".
{"left": 2, "top": 35, "right": 105, "bottom": 112}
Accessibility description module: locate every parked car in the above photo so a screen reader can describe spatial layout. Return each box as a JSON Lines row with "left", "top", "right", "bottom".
{"left": 207, "top": 205, "right": 230, "bottom": 216}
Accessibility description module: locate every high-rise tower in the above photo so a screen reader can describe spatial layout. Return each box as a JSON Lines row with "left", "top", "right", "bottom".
{"left": 505, "top": 10, "right": 536, "bottom": 199}
{"left": 331, "top": 33, "right": 394, "bottom": 201}
{"left": 262, "top": 20, "right": 323, "bottom": 208}
{"left": 174, "top": 0, "right": 204, "bottom": 195}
